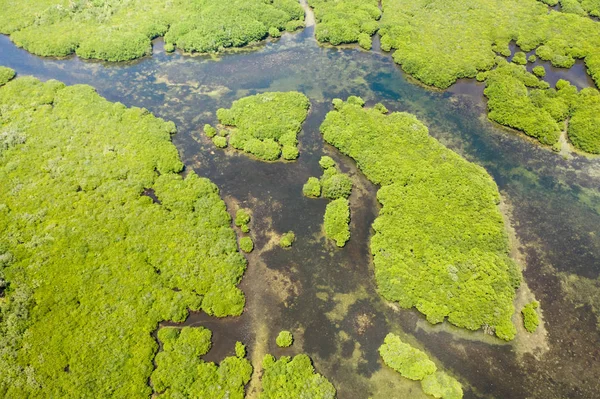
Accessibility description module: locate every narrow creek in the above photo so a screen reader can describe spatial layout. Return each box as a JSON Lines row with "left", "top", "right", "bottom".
{"left": 0, "top": 16, "right": 599, "bottom": 399}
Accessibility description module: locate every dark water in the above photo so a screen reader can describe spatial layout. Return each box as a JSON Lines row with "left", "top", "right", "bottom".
{"left": 1, "top": 24, "right": 600, "bottom": 399}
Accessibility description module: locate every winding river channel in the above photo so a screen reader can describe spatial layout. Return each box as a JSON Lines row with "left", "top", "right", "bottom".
{"left": 1, "top": 18, "right": 599, "bottom": 399}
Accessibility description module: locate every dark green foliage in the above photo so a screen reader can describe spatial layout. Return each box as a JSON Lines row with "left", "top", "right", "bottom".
{"left": 421, "top": 371, "right": 464, "bottom": 399}
{"left": 235, "top": 208, "right": 251, "bottom": 227}
{"left": 212, "top": 135, "right": 228, "bottom": 148}
{"left": 151, "top": 327, "right": 253, "bottom": 398}
{"left": 324, "top": 198, "right": 351, "bottom": 247}
{"left": 204, "top": 124, "right": 217, "bottom": 138}
{"left": 321, "top": 99, "right": 521, "bottom": 340}
{"left": 532, "top": 65, "right": 546, "bottom": 77}
{"left": 239, "top": 237, "right": 254, "bottom": 253}
{"left": 0, "top": 0, "right": 304, "bottom": 61}
{"left": 0, "top": 67, "right": 15, "bottom": 86}
{"left": 310, "top": 0, "right": 380, "bottom": 46}
{"left": 522, "top": 301, "right": 540, "bottom": 333}
{"left": 379, "top": 0, "right": 600, "bottom": 89}
{"left": 479, "top": 60, "right": 600, "bottom": 153}
{"left": 276, "top": 330, "right": 293, "bottom": 347}
{"left": 216, "top": 92, "right": 310, "bottom": 161}
{"left": 379, "top": 333, "right": 437, "bottom": 381}
{"left": 279, "top": 231, "right": 295, "bottom": 248}
{"left": 0, "top": 77, "right": 248, "bottom": 397}
{"left": 260, "top": 354, "right": 336, "bottom": 399}
{"left": 512, "top": 52, "right": 527, "bottom": 65}
{"left": 303, "top": 176, "right": 322, "bottom": 197}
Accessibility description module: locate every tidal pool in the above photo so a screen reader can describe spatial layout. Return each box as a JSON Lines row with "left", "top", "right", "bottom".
{"left": 1, "top": 22, "right": 599, "bottom": 399}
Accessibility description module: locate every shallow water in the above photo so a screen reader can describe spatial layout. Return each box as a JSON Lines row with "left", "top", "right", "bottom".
{"left": 1, "top": 24, "right": 599, "bottom": 399}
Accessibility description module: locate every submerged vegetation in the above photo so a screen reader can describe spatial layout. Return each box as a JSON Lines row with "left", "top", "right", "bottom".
{"left": 275, "top": 330, "right": 294, "bottom": 347}
{"left": 260, "top": 354, "right": 336, "bottom": 398}
{"left": 0, "top": 72, "right": 248, "bottom": 396}
{"left": 522, "top": 301, "right": 540, "bottom": 333}
{"left": 379, "top": 0, "right": 600, "bottom": 89}
{"left": 215, "top": 92, "right": 310, "bottom": 161}
{"left": 379, "top": 333, "right": 463, "bottom": 399}
{"left": 321, "top": 98, "right": 521, "bottom": 340}
{"left": 478, "top": 59, "right": 600, "bottom": 153}
{"left": 309, "top": 0, "right": 380, "bottom": 48}
{"left": 0, "top": 0, "right": 304, "bottom": 61}
{"left": 151, "top": 327, "right": 252, "bottom": 398}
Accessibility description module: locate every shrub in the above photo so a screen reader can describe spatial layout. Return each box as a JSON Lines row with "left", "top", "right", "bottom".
{"left": 358, "top": 32, "right": 372, "bottom": 50}
{"left": 532, "top": 66, "right": 546, "bottom": 78}
{"left": 512, "top": 51, "right": 527, "bottom": 65}
{"left": 235, "top": 208, "right": 251, "bottom": 227}
{"left": 0, "top": 67, "right": 15, "bottom": 86}
{"left": 310, "top": 0, "right": 380, "bottom": 46}
{"left": 212, "top": 135, "right": 228, "bottom": 148}
{"left": 379, "top": 333, "right": 437, "bottom": 381}
{"left": 321, "top": 173, "right": 353, "bottom": 200}
{"left": 522, "top": 301, "right": 540, "bottom": 333}
{"left": 204, "top": 124, "right": 217, "bottom": 138}
{"left": 269, "top": 26, "right": 282, "bottom": 38}
{"left": 320, "top": 98, "right": 521, "bottom": 339}
{"left": 528, "top": 54, "right": 537, "bottom": 63}
{"left": 324, "top": 198, "right": 351, "bottom": 247}
{"left": 261, "top": 354, "right": 336, "bottom": 398}
{"left": 279, "top": 231, "right": 296, "bottom": 248}
{"left": 239, "top": 236, "right": 254, "bottom": 253}
{"left": 421, "top": 371, "right": 464, "bottom": 399}
{"left": 319, "top": 155, "right": 336, "bottom": 169}
{"left": 374, "top": 102, "right": 389, "bottom": 114}
{"left": 303, "top": 177, "right": 322, "bottom": 197}
{"left": 216, "top": 92, "right": 310, "bottom": 161}
{"left": 276, "top": 330, "right": 293, "bottom": 347}
{"left": 235, "top": 341, "right": 246, "bottom": 358}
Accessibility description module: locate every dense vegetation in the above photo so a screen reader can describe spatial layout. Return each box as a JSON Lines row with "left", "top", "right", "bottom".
{"left": 0, "top": 72, "right": 248, "bottom": 397}
{"left": 320, "top": 98, "right": 521, "bottom": 340}
{"left": 379, "top": 0, "right": 600, "bottom": 89}
{"left": 521, "top": 301, "right": 540, "bottom": 333}
{"left": 275, "top": 330, "right": 293, "bottom": 347}
{"left": 0, "top": 67, "right": 15, "bottom": 86}
{"left": 151, "top": 327, "right": 252, "bottom": 397}
{"left": 260, "top": 354, "right": 336, "bottom": 398}
{"left": 379, "top": 334, "right": 463, "bottom": 399}
{"left": 309, "top": 0, "right": 380, "bottom": 49}
{"left": 279, "top": 231, "right": 296, "bottom": 248}
{"left": 478, "top": 59, "right": 600, "bottom": 153}
{"left": 215, "top": 92, "right": 310, "bottom": 161}
{"left": 0, "top": 0, "right": 304, "bottom": 61}
{"left": 324, "top": 198, "right": 351, "bottom": 247}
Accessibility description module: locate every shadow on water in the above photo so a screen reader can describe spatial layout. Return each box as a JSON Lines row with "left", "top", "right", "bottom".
{"left": 1, "top": 26, "right": 599, "bottom": 399}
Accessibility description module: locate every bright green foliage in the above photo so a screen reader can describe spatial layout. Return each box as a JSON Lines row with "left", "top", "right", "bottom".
{"left": 279, "top": 231, "right": 296, "bottom": 248}
{"left": 260, "top": 354, "right": 336, "bottom": 399}
{"left": 151, "top": 327, "right": 253, "bottom": 398}
{"left": 321, "top": 172, "right": 353, "bottom": 200}
{"left": 204, "top": 124, "right": 217, "bottom": 138}
{"left": 374, "top": 102, "right": 389, "bottom": 114}
{"left": 379, "top": 334, "right": 437, "bottom": 381}
{"left": 0, "top": 0, "right": 304, "bottom": 61}
{"left": 324, "top": 198, "right": 351, "bottom": 247}
{"left": 421, "top": 371, "right": 464, "bottom": 399}
{"left": 269, "top": 26, "right": 282, "bottom": 38}
{"left": 568, "top": 88, "right": 600, "bottom": 154}
{"left": 479, "top": 60, "right": 600, "bottom": 152}
{"left": 235, "top": 208, "right": 251, "bottom": 227}
{"left": 358, "top": 32, "right": 372, "bottom": 50}
{"left": 217, "top": 92, "right": 310, "bottom": 161}
{"left": 212, "top": 135, "right": 228, "bottom": 148}
{"left": 522, "top": 301, "right": 540, "bottom": 333}
{"left": 310, "top": 0, "right": 380, "bottom": 46}
{"left": 241, "top": 224, "right": 250, "bottom": 233}
{"left": 512, "top": 52, "right": 527, "bottom": 65}
{"left": 303, "top": 176, "right": 322, "bottom": 197}
{"left": 0, "top": 77, "right": 248, "bottom": 397}
{"left": 276, "top": 330, "right": 293, "bottom": 347}
{"left": 532, "top": 65, "right": 546, "bottom": 77}
{"left": 379, "top": 0, "right": 600, "bottom": 88}
{"left": 528, "top": 54, "right": 537, "bottom": 63}
{"left": 235, "top": 342, "right": 246, "bottom": 358}
{"left": 319, "top": 155, "right": 336, "bottom": 169}
{"left": 320, "top": 99, "right": 521, "bottom": 339}
{"left": 239, "top": 236, "right": 254, "bottom": 253}
{"left": 0, "top": 67, "right": 15, "bottom": 86}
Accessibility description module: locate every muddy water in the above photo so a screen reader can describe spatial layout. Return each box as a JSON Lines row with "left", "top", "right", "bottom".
{"left": 1, "top": 21, "right": 599, "bottom": 399}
